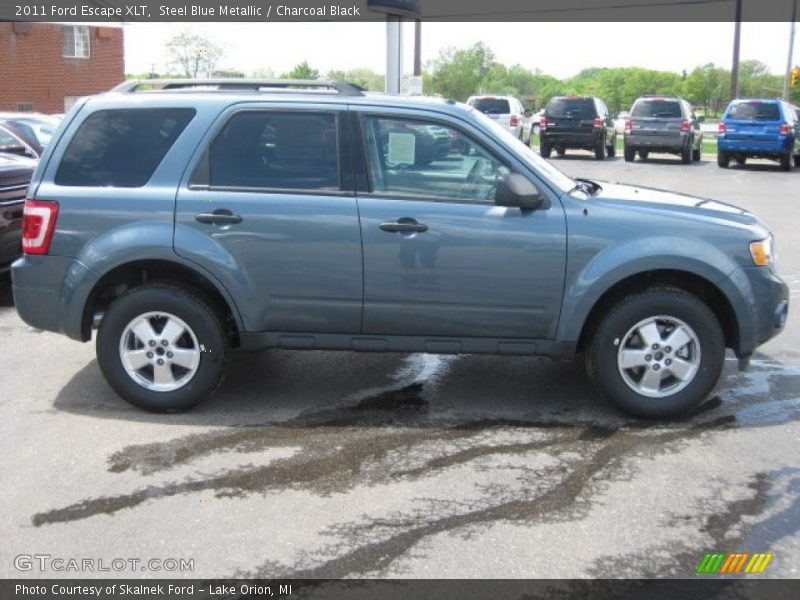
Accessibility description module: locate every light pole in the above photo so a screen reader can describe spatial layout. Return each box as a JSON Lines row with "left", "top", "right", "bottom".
{"left": 730, "top": 0, "right": 743, "bottom": 99}
{"left": 783, "top": 0, "right": 797, "bottom": 101}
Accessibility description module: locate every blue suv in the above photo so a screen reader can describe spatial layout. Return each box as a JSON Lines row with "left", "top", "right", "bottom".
{"left": 717, "top": 98, "right": 800, "bottom": 171}
{"left": 11, "top": 79, "right": 789, "bottom": 418}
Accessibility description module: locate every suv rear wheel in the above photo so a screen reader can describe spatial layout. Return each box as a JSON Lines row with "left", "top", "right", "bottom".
{"left": 681, "top": 142, "right": 692, "bottom": 164}
{"left": 594, "top": 139, "right": 606, "bottom": 160}
{"left": 717, "top": 151, "right": 730, "bottom": 168}
{"left": 586, "top": 287, "right": 724, "bottom": 418}
{"left": 606, "top": 133, "right": 616, "bottom": 157}
{"left": 624, "top": 144, "right": 636, "bottom": 162}
{"left": 780, "top": 152, "right": 792, "bottom": 171}
{"left": 540, "top": 142, "right": 552, "bottom": 158}
{"left": 97, "top": 284, "right": 228, "bottom": 412}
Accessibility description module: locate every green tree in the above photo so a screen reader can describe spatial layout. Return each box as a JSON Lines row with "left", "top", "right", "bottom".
{"left": 165, "top": 31, "right": 224, "bottom": 78}
{"left": 427, "top": 42, "right": 496, "bottom": 101}
{"left": 281, "top": 61, "right": 320, "bottom": 80}
{"left": 683, "top": 63, "right": 730, "bottom": 117}
{"left": 327, "top": 67, "right": 384, "bottom": 91}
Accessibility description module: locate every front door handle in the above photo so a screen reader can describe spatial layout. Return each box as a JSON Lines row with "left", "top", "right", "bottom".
{"left": 195, "top": 209, "right": 242, "bottom": 225}
{"left": 379, "top": 217, "right": 428, "bottom": 234}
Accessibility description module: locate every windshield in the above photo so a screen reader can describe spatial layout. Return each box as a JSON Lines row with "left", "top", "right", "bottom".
{"left": 631, "top": 100, "right": 682, "bottom": 118}
{"left": 8, "top": 119, "right": 56, "bottom": 147}
{"left": 472, "top": 98, "right": 511, "bottom": 115}
{"left": 727, "top": 102, "right": 780, "bottom": 121}
{"left": 470, "top": 108, "right": 575, "bottom": 193}
{"left": 546, "top": 98, "right": 595, "bottom": 119}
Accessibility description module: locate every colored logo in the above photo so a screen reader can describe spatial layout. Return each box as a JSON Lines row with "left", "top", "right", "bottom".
{"left": 696, "top": 552, "right": 773, "bottom": 574}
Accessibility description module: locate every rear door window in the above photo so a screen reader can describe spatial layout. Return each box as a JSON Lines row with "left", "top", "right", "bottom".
{"left": 546, "top": 98, "right": 595, "bottom": 118}
{"left": 472, "top": 98, "right": 511, "bottom": 115}
{"left": 727, "top": 102, "right": 781, "bottom": 121}
{"left": 55, "top": 108, "right": 195, "bottom": 187}
{"left": 631, "top": 100, "right": 682, "bottom": 118}
{"left": 205, "top": 111, "right": 339, "bottom": 191}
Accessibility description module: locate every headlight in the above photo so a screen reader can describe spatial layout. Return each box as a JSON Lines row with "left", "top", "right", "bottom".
{"left": 749, "top": 236, "right": 775, "bottom": 267}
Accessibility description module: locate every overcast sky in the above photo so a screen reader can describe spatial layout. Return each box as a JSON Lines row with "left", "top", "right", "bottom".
{"left": 124, "top": 22, "right": 796, "bottom": 79}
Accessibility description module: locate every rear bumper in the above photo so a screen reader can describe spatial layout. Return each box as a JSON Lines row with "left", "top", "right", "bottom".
{"left": 625, "top": 131, "right": 687, "bottom": 151}
{"left": 541, "top": 130, "right": 600, "bottom": 148}
{"left": 718, "top": 137, "right": 790, "bottom": 156}
{"left": 11, "top": 254, "right": 96, "bottom": 341}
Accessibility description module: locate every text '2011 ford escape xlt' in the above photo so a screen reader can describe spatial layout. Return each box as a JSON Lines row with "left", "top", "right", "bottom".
{"left": 12, "top": 80, "right": 788, "bottom": 418}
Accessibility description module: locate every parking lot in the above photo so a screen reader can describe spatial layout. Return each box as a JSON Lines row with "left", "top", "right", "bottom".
{"left": 1, "top": 154, "right": 799, "bottom": 579}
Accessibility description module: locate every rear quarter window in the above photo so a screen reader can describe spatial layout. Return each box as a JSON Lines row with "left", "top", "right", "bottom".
{"left": 55, "top": 108, "right": 195, "bottom": 187}
{"left": 727, "top": 102, "right": 781, "bottom": 121}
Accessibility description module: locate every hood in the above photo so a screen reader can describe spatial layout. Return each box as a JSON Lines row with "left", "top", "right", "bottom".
{"left": 588, "top": 180, "right": 760, "bottom": 226}
{"left": 0, "top": 151, "right": 37, "bottom": 170}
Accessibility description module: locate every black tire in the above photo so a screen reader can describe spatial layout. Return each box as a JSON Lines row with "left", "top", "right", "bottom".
{"left": 97, "top": 284, "right": 228, "bottom": 412}
{"left": 681, "top": 142, "right": 692, "bottom": 164}
{"left": 540, "top": 142, "right": 552, "bottom": 158}
{"left": 624, "top": 144, "right": 636, "bottom": 162}
{"left": 794, "top": 155, "right": 800, "bottom": 168}
{"left": 780, "top": 152, "right": 792, "bottom": 171}
{"left": 585, "top": 287, "right": 725, "bottom": 419}
{"left": 638, "top": 149, "right": 649, "bottom": 160}
{"left": 692, "top": 147, "right": 701, "bottom": 162}
{"left": 717, "top": 151, "right": 730, "bottom": 168}
{"left": 594, "top": 139, "right": 606, "bottom": 160}
{"left": 606, "top": 133, "right": 616, "bottom": 157}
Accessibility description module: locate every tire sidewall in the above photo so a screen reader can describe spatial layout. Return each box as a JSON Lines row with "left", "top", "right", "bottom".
{"left": 97, "top": 286, "right": 226, "bottom": 412}
{"left": 589, "top": 290, "right": 725, "bottom": 418}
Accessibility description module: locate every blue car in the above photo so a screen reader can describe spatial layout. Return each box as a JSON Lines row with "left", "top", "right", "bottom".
{"left": 717, "top": 98, "right": 799, "bottom": 171}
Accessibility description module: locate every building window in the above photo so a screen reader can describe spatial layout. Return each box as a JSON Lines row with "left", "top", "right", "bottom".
{"left": 17, "top": 103, "right": 34, "bottom": 112}
{"left": 62, "top": 25, "right": 90, "bottom": 59}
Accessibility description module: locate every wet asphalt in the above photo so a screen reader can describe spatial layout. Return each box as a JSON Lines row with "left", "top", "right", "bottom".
{"left": 1, "top": 154, "right": 799, "bottom": 580}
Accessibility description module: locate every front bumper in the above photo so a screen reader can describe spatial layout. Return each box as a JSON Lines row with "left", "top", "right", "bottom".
{"left": 720, "top": 266, "right": 789, "bottom": 359}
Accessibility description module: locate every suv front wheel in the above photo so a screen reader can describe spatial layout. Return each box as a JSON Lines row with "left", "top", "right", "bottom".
{"left": 586, "top": 287, "right": 724, "bottom": 418}
{"left": 97, "top": 284, "right": 228, "bottom": 412}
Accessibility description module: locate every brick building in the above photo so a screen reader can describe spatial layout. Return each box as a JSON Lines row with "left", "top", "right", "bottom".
{"left": 0, "top": 22, "right": 124, "bottom": 114}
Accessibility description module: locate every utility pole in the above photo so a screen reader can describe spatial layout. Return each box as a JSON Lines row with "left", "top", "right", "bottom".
{"left": 730, "top": 0, "right": 743, "bottom": 99}
{"left": 385, "top": 16, "right": 403, "bottom": 94}
{"left": 783, "top": 0, "right": 797, "bottom": 101}
{"left": 414, "top": 19, "right": 422, "bottom": 76}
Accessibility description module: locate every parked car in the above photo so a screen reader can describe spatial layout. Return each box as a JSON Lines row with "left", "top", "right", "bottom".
{"left": 717, "top": 99, "right": 799, "bottom": 171}
{"left": 0, "top": 113, "right": 60, "bottom": 152}
{"left": 613, "top": 111, "right": 629, "bottom": 134}
{"left": 623, "top": 96, "right": 704, "bottom": 164}
{"left": 11, "top": 78, "right": 787, "bottom": 418}
{"left": 0, "top": 152, "right": 36, "bottom": 273}
{"left": 467, "top": 95, "right": 528, "bottom": 142}
{"left": 539, "top": 96, "right": 616, "bottom": 160}
{"left": 0, "top": 122, "right": 42, "bottom": 158}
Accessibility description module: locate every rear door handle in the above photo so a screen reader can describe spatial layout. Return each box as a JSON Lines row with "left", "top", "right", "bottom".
{"left": 379, "top": 218, "right": 428, "bottom": 234}
{"left": 195, "top": 209, "right": 242, "bottom": 225}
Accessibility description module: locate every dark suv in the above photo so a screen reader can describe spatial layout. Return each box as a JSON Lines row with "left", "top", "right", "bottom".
{"left": 11, "top": 79, "right": 788, "bottom": 419}
{"left": 539, "top": 96, "right": 616, "bottom": 160}
{"left": 624, "top": 96, "right": 703, "bottom": 164}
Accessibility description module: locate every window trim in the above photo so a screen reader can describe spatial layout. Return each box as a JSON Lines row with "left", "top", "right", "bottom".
{"left": 62, "top": 25, "right": 90, "bottom": 59}
{"left": 189, "top": 108, "right": 346, "bottom": 195}
{"left": 354, "top": 112, "right": 520, "bottom": 206}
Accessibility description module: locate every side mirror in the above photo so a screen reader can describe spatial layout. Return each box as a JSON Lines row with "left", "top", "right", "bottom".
{"left": 495, "top": 173, "right": 544, "bottom": 210}
{"left": 697, "top": 115, "right": 706, "bottom": 123}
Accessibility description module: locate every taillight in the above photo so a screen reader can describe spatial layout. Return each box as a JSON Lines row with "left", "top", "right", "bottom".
{"left": 510, "top": 115, "right": 519, "bottom": 127}
{"left": 718, "top": 122, "right": 726, "bottom": 134}
{"left": 539, "top": 116, "right": 547, "bottom": 131}
{"left": 680, "top": 120, "right": 690, "bottom": 132}
{"left": 593, "top": 117, "right": 602, "bottom": 128}
{"left": 22, "top": 200, "right": 59, "bottom": 255}
{"left": 779, "top": 122, "right": 790, "bottom": 136}
{"left": 624, "top": 119, "right": 632, "bottom": 132}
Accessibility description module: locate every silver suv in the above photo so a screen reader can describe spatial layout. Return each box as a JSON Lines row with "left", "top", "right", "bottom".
{"left": 467, "top": 95, "right": 529, "bottom": 142}
{"left": 624, "top": 96, "right": 704, "bottom": 164}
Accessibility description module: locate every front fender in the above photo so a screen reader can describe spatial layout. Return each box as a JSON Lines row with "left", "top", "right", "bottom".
{"left": 556, "top": 235, "right": 740, "bottom": 344}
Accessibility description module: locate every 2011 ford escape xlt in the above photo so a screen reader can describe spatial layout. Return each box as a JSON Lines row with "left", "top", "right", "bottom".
{"left": 11, "top": 79, "right": 788, "bottom": 418}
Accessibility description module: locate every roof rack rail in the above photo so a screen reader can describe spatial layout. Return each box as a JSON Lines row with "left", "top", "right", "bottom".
{"left": 111, "top": 78, "right": 366, "bottom": 96}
